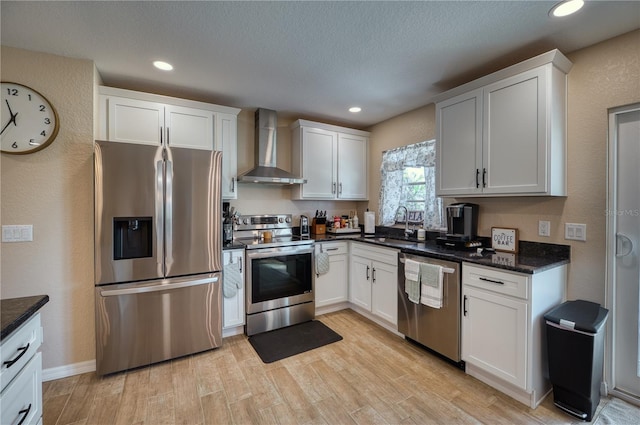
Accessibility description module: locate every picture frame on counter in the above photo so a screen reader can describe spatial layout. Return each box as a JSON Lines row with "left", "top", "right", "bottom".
{"left": 491, "top": 227, "right": 519, "bottom": 253}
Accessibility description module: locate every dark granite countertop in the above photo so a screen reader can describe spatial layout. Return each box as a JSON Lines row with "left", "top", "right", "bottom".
{"left": 312, "top": 232, "right": 569, "bottom": 274}
{"left": 223, "top": 242, "right": 246, "bottom": 250}
{"left": 1, "top": 295, "right": 49, "bottom": 341}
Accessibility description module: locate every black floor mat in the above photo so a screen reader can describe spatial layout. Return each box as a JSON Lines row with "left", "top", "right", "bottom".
{"left": 248, "top": 320, "right": 343, "bottom": 363}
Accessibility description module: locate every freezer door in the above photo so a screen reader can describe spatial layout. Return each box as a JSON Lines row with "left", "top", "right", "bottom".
{"left": 165, "top": 148, "right": 222, "bottom": 276}
{"left": 95, "top": 140, "right": 164, "bottom": 284}
{"left": 95, "top": 273, "right": 222, "bottom": 375}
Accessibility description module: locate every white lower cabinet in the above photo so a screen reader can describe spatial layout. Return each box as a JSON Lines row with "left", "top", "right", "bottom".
{"left": 223, "top": 249, "right": 245, "bottom": 333}
{"left": 0, "top": 313, "right": 43, "bottom": 425}
{"left": 315, "top": 242, "right": 348, "bottom": 309}
{"left": 461, "top": 263, "right": 566, "bottom": 408}
{"left": 349, "top": 242, "right": 398, "bottom": 328}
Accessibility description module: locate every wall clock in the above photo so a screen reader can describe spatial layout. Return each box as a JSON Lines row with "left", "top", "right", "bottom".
{"left": 1, "top": 82, "right": 60, "bottom": 154}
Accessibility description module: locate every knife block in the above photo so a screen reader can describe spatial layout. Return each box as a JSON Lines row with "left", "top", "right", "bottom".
{"left": 311, "top": 218, "right": 326, "bottom": 235}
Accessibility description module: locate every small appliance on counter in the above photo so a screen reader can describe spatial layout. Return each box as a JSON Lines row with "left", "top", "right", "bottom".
{"left": 299, "top": 215, "right": 310, "bottom": 238}
{"left": 437, "top": 203, "right": 482, "bottom": 249}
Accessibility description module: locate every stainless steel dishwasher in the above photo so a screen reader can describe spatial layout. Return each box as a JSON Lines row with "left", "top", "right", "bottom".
{"left": 397, "top": 252, "right": 464, "bottom": 369}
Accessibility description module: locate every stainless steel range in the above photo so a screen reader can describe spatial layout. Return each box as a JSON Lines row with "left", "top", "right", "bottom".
{"left": 234, "top": 214, "right": 315, "bottom": 335}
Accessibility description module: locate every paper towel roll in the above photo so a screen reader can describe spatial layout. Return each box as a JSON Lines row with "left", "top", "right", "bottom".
{"left": 364, "top": 211, "right": 375, "bottom": 234}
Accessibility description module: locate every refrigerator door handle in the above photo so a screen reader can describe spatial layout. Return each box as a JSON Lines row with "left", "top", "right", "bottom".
{"left": 155, "top": 157, "right": 165, "bottom": 276}
{"left": 100, "top": 276, "right": 220, "bottom": 297}
{"left": 165, "top": 155, "right": 174, "bottom": 272}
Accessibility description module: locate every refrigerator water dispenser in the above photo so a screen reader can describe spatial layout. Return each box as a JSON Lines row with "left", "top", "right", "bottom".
{"left": 113, "top": 217, "right": 152, "bottom": 260}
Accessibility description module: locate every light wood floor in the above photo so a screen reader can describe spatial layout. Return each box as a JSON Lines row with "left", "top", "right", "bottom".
{"left": 43, "top": 309, "right": 600, "bottom": 424}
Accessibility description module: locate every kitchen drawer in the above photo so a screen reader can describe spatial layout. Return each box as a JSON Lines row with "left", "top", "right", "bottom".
{"left": 351, "top": 242, "right": 398, "bottom": 266}
{"left": 0, "top": 351, "right": 42, "bottom": 425}
{"left": 316, "top": 241, "right": 348, "bottom": 256}
{"left": 463, "top": 264, "right": 529, "bottom": 300}
{"left": 1, "top": 313, "right": 43, "bottom": 392}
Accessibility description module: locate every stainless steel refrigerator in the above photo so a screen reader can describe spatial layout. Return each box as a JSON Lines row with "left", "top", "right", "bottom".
{"left": 94, "top": 140, "right": 223, "bottom": 375}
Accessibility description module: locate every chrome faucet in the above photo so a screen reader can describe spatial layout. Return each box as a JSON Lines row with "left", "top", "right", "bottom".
{"left": 397, "top": 206, "right": 414, "bottom": 238}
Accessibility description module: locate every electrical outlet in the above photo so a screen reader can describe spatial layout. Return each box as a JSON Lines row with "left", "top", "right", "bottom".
{"left": 538, "top": 220, "right": 551, "bottom": 237}
{"left": 565, "top": 223, "right": 587, "bottom": 241}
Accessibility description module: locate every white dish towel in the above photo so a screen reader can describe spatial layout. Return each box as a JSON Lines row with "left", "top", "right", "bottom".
{"left": 316, "top": 251, "right": 330, "bottom": 276}
{"left": 420, "top": 263, "right": 444, "bottom": 309}
{"left": 223, "top": 260, "right": 243, "bottom": 298}
{"left": 404, "top": 259, "right": 421, "bottom": 304}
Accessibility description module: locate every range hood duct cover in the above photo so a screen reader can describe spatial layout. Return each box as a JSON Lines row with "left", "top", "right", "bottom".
{"left": 237, "top": 108, "right": 306, "bottom": 184}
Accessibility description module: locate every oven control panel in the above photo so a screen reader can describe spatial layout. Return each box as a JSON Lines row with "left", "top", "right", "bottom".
{"left": 235, "top": 214, "right": 293, "bottom": 231}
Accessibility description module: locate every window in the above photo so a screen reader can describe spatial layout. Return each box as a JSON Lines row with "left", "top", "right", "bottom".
{"left": 379, "top": 140, "right": 443, "bottom": 229}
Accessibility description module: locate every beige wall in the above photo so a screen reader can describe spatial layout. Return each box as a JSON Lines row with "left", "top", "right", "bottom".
{"left": 1, "top": 46, "right": 96, "bottom": 370}
{"left": 367, "top": 30, "right": 640, "bottom": 304}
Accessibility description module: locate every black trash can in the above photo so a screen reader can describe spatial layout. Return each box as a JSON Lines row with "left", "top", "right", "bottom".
{"left": 544, "top": 300, "right": 609, "bottom": 421}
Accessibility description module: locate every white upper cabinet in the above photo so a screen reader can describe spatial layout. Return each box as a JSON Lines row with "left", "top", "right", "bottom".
{"left": 165, "top": 104, "right": 214, "bottom": 150}
{"left": 291, "top": 120, "right": 369, "bottom": 200}
{"left": 215, "top": 112, "right": 239, "bottom": 199}
{"left": 435, "top": 50, "right": 572, "bottom": 197}
{"left": 98, "top": 87, "right": 240, "bottom": 196}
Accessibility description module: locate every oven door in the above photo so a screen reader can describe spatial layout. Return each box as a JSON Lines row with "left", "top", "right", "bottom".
{"left": 246, "top": 244, "right": 314, "bottom": 314}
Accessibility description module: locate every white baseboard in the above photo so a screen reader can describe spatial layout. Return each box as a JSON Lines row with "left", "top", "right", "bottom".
{"left": 222, "top": 325, "right": 245, "bottom": 338}
{"left": 43, "top": 360, "right": 96, "bottom": 382}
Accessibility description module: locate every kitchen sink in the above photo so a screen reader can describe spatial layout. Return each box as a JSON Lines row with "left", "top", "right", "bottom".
{"left": 370, "top": 237, "right": 420, "bottom": 250}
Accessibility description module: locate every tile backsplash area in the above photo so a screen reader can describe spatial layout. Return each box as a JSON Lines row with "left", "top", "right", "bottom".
{"left": 229, "top": 184, "right": 364, "bottom": 226}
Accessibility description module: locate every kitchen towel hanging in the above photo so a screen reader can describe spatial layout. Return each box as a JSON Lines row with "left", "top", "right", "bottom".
{"left": 404, "top": 258, "right": 421, "bottom": 304}
{"left": 420, "top": 263, "right": 444, "bottom": 309}
{"left": 223, "top": 260, "right": 243, "bottom": 298}
{"left": 316, "top": 249, "right": 330, "bottom": 276}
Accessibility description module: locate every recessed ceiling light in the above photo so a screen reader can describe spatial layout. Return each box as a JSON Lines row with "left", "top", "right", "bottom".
{"left": 549, "top": 0, "right": 584, "bottom": 17}
{"left": 153, "top": 60, "right": 174, "bottom": 71}
{"left": 349, "top": 106, "right": 362, "bottom": 113}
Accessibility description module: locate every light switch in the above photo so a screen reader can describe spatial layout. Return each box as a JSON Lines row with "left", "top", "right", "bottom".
{"left": 565, "top": 223, "right": 586, "bottom": 241}
{"left": 1, "top": 225, "right": 33, "bottom": 242}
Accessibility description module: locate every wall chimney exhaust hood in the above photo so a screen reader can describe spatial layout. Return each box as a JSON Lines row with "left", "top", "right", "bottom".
{"left": 237, "top": 108, "right": 306, "bottom": 185}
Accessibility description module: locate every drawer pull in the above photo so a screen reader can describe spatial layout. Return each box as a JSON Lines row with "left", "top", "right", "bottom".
{"left": 17, "top": 403, "right": 32, "bottom": 425}
{"left": 479, "top": 277, "right": 504, "bottom": 285}
{"left": 326, "top": 247, "right": 339, "bottom": 252}
{"left": 3, "top": 343, "right": 30, "bottom": 368}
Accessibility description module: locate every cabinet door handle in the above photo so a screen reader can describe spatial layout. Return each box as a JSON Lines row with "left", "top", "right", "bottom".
{"left": 366, "top": 265, "right": 370, "bottom": 280}
{"left": 479, "top": 277, "right": 504, "bottom": 285}
{"left": 339, "top": 182, "right": 343, "bottom": 195}
{"left": 476, "top": 169, "right": 480, "bottom": 188}
{"left": 372, "top": 267, "right": 376, "bottom": 283}
{"left": 231, "top": 177, "right": 235, "bottom": 193}
{"left": 238, "top": 257, "right": 242, "bottom": 273}
{"left": 160, "top": 126, "right": 164, "bottom": 145}
{"left": 332, "top": 182, "right": 336, "bottom": 194}
{"left": 3, "top": 343, "right": 30, "bottom": 368}
{"left": 166, "top": 127, "right": 170, "bottom": 146}
{"left": 463, "top": 295, "right": 468, "bottom": 316}
{"left": 16, "top": 403, "right": 32, "bottom": 425}
{"left": 482, "top": 168, "right": 487, "bottom": 188}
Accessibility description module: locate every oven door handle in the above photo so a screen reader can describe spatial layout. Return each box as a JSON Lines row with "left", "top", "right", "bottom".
{"left": 246, "top": 246, "right": 314, "bottom": 258}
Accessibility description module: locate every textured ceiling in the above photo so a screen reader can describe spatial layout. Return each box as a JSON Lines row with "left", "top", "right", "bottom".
{"left": 2, "top": 1, "right": 639, "bottom": 128}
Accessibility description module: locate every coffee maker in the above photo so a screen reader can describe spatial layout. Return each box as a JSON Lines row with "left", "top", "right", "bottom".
{"left": 437, "top": 203, "right": 481, "bottom": 249}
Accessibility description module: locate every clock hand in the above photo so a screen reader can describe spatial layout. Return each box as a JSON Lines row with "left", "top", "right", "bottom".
{"left": 0, "top": 111, "right": 18, "bottom": 135}
{"left": 5, "top": 99, "right": 15, "bottom": 117}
